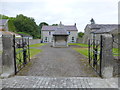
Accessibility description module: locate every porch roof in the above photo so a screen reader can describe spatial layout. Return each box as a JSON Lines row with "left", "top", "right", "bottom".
{"left": 53, "top": 27, "right": 69, "bottom": 36}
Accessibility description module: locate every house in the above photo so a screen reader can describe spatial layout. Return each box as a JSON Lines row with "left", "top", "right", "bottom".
{"left": 83, "top": 19, "right": 118, "bottom": 44}
{"left": 0, "top": 19, "right": 21, "bottom": 37}
{"left": 41, "top": 22, "right": 78, "bottom": 43}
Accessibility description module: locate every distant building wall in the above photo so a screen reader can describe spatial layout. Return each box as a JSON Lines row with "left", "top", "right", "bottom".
{"left": 82, "top": 27, "right": 92, "bottom": 44}
{"left": 42, "top": 31, "right": 54, "bottom": 42}
{"left": 68, "top": 31, "right": 78, "bottom": 43}
{"left": 42, "top": 30, "right": 78, "bottom": 43}
{"left": 76, "top": 38, "right": 83, "bottom": 43}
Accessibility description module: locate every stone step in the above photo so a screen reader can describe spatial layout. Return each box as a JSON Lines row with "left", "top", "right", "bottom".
{"left": 1, "top": 76, "right": 118, "bottom": 88}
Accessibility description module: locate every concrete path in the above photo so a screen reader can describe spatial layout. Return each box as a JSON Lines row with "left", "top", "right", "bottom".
{"left": 17, "top": 44, "right": 98, "bottom": 77}
{"left": 2, "top": 76, "right": 118, "bottom": 88}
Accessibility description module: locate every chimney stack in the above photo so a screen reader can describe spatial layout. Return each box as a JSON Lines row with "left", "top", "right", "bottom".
{"left": 74, "top": 23, "right": 76, "bottom": 26}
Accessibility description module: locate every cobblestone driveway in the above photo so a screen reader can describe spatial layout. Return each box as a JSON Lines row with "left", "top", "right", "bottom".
{"left": 2, "top": 76, "right": 118, "bottom": 88}
{"left": 17, "top": 44, "right": 98, "bottom": 77}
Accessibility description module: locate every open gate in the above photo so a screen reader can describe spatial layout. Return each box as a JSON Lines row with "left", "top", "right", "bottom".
{"left": 88, "top": 35, "right": 103, "bottom": 77}
{"left": 13, "top": 35, "right": 30, "bottom": 74}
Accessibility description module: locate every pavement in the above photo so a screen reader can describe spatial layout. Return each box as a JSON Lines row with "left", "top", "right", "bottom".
{"left": 1, "top": 76, "right": 118, "bottom": 88}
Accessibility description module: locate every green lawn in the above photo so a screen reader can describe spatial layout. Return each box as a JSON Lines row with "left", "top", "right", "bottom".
{"left": 29, "top": 43, "right": 47, "bottom": 47}
{"left": 30, "top": 48, "right": 42, "bottom": 58}
{"left": 69, "top": 43, "right": 88, "bottom": 47}
{"left": 16, "top": 43, "right": 46, "bottom": 64}
{"left": 73, "top": 48, "right": 88, "bottom": 57}
{"left": 70, "top": 43, "right": 119, "bottom": 57}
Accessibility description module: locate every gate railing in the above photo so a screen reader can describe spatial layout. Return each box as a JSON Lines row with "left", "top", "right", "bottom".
{"left": 13, "top": 35, "right": 30, "bottom": 74}
{"left": 88, "top": 35, "right": 102, "bottom": 77}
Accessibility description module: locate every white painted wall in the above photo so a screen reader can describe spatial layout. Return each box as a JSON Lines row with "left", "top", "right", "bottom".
{"left": 42, "top": 31, "right": 54, "bottom": 43}
{"left": 68, "top": 31, "right": 78, "bottom": 43}
{"left": 42, "top": 30, "right": 78, "bottom": 43}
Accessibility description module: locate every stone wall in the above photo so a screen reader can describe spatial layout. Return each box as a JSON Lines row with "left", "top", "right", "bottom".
{"left": 1, "top": 35, "right": 15, "bottom": 77}
{"left": 113, "top": 56, "right": 120, "bottom": 77}
{"left": 0, "top": 37, "right": 2, "bottom": 74}
{"left": 29, "top": 39, "right": 41, "bottom": 45}
{"left": 101, "top": 34, "right": 113, "bottom": 78}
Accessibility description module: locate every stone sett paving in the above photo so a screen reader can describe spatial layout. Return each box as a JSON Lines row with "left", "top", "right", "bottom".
{"left": 1, "top": 76, "right": 118, "bottom": 89}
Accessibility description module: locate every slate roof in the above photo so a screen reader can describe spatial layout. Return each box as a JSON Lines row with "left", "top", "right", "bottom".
{"left": 86, "top": 24, "right": 118, "bottom": 34}
{"left": 0, "top": 19, "right": 8, "bottom": 26}
{"left": 0, "top": 19, "right": 9, "bottom": 30}
{"left": 42, "top": 25, "right": 78, "bottom": 31}
{"left": 53, "top": 27, "right": 68, "bottom": 35}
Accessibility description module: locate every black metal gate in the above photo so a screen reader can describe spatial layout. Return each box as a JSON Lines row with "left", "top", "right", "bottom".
{"left": 88, "top": 35, "right": 103, "bottom": 77}
{"left": 13, "top": 35, "right": 30, "bottom": 74}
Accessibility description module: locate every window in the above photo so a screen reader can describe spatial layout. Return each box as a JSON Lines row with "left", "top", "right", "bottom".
{"left": 45, "top": 37, "right": 48, "bottom": 42}
{"left": 69, "top": 31, "right": 70, "bottom": 35}
{"left": 72, "top": 37, "right": 74, "bottom": 42}
{"left": 49, "top": 31, "right": 51, "bottom": 35}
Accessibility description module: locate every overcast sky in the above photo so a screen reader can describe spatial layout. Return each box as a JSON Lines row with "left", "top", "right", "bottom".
{"left": 0, "top": 0, "right": 119, "bottom": 32}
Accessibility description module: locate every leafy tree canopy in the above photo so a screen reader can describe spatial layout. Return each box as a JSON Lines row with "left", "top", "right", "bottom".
{"left": 14, "top": 14, "right": 39, "bottom": 39}
{"left": 52, "top": 24, "right": 58, "bottom": 26}
{"left": 78, "top": 32, "right": 84, "bottom": 38}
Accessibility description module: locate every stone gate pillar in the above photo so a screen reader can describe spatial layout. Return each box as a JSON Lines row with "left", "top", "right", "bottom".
{"left": 0, "top": 37, "right": 2, "bottom": 74}
{"left": 1, "top": 35, "right": 15, "bottom": 78}
{"left": 101, "top": 34, "right": 113, "bottom": 78}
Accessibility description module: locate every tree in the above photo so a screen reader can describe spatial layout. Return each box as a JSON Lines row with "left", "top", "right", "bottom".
{"left": 78, "top": 32, "right": 84, "bottom": 38}
{"left": 52, "top": 24, "right": 58, "bottom": 26}
{"left": 14, "top": 14, "right": 39, "bottom": 38}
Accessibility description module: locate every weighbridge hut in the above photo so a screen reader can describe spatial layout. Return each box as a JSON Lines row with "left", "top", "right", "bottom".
{"left": 53, "top": 25, "right": 69, "bottom": 47}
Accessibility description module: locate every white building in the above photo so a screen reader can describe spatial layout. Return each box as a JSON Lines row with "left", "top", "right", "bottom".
{"left": 41, "top": 22, "right": 78, "bottom": 43}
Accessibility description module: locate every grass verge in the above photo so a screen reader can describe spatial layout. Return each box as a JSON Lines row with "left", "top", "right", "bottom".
{"left": 73, "top": 48, "right": 88, "bottom": 57}
{"left": 29, "top": 43, "right": 47, "bottom": 47}
{"left": 69, "top": 43, "right": 88, "bottom": 47}
{"left": 71, "top": 43, "right": 119, "bottom": 57}
{"left": 30, "top": 48, "right": 42, "bottom": 58}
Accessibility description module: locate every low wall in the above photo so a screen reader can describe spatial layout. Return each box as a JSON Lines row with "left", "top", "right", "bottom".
{"left": 76, "top": 38, "right": 83, "bottom": 43}
{"left": 29, "top": 39, "right": 41, "bottom": 45}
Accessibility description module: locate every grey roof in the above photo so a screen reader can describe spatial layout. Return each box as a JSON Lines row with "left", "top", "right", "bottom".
{"left": 0, "top": 19, "right": 8, "bottom": 26}
{"left": 42, "top": 25, "right": 78, "bottom": 31}
{"left": 109, "top": 28, "right": 119, "bottom": 34}
{"left": 86, "top": 24, "right": 118, "bottom": 34}
{"left": 53, "top": 27, "right": 68, "bottom": 35}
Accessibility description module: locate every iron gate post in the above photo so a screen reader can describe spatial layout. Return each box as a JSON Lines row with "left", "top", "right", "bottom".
{"left": 23, "top": 49, "right": 27, "bottom": 64}
{"left": 88, "top": 39, "right": 91, "bottom": 64}
{"left": 13, "top": 35, "right": 17, "bottom": 74}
